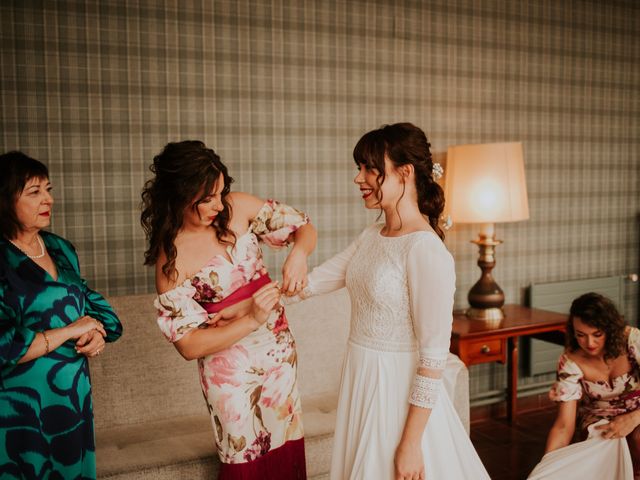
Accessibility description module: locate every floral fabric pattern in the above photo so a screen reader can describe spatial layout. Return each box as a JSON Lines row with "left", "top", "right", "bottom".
{"left": 250, "top": 199, "right": 309, "bottom": 249}
{"left": 154, "top": 200, "right": 308, "bottom": 466}
{"left": 550, "top": 327, "right": 640, "bottom": 434}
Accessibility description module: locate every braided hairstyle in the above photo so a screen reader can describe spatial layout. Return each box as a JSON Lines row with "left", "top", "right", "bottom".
{"left": 141, "top": 140, "right": 235, "bottom": 281}
{"left": 353, "top": 123, "right": 445, "bottom": 240}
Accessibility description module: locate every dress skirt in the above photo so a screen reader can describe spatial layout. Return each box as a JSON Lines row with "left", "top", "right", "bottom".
{"left": 527, "top": 419, "right": 634, "bottom": 479}
{"left": 330, "top": 341, "right": 490, "bottom": 480}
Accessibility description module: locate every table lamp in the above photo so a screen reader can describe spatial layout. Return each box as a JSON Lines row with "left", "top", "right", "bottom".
{"left": 444, "top": 142, "right": 529, "bottom": 321}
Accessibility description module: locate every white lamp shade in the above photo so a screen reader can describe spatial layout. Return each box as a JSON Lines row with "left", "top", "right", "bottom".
{"left": 445, "top": 142, "right": 529, "bottom": 224}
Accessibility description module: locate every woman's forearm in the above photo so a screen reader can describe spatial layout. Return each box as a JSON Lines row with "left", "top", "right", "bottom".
{"left": 174, "top": 315, "right": 262, "bottom": 360}
{"left": 545, "top": 423, "right": 574, "bottom": 453}
{"left": 291, "top": 223, "right": 317, "bottom": 256}
{"left": 18, "top": 326, "right": 74, "bottom": 364}
{"left": 400, "top": 404, "right": 432, "bottom": 444}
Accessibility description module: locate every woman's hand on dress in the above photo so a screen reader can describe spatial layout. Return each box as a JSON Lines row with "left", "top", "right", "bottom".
{"left": 394, "top": 440, "right": 425, "bottom": 480}
{"left": 66, "top": 315, "right": 106, "bottom": 340}
{"left": 281, "top": 249, "right": 308, "bottom": 296}
{"left": 249, "top": 281, "right": 282, "bottom": 327}
{"left": 206, "top": 298, "right": 253, "bottom": 328}
{"left": 597, "top": 411, "right": 640, "bottom": 439}
{"left": 75, "top": 329, "right": 106, "bottom": 357}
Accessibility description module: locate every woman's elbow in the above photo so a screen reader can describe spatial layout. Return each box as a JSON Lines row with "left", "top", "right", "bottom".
{"left": 106, "top": 325, "right": 123, "bottom": 342}
{"left": 173, "top": 340, "right": 199, "bottom": 361}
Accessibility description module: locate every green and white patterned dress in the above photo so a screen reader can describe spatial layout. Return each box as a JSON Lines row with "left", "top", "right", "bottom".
{"left": 0, "top": 232, "right": 122, "bottom": 479}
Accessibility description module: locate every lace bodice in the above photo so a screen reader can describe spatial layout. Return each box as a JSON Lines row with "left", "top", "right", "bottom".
{"left": 302, "top": 224, "right": 455, "bottom": 355}
{"left": 345, "top": 228, "right": 419, "bottom": 352}
{"left": 299, "top": 223, "right": 456, "bottom": 409}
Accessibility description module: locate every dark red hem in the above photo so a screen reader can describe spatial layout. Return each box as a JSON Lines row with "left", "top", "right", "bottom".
{"left": 218, "top": 437, "right": 306, "bottom": 480}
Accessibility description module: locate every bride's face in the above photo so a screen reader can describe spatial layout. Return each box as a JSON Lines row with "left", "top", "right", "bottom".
{"left": 353, "top": 156, "right": 405, "bottom": 210}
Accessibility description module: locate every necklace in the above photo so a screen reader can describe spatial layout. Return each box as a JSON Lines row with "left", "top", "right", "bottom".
{"left": 10, "top": 235, "right": 46, "bottom": 259}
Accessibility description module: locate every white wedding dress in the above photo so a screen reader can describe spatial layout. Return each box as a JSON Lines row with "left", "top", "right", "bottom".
{"left": 527, "top": 419, "right": 634, "bottom": 479}
{"left": 300, "top": 224, "right": 490, "bottom": 480}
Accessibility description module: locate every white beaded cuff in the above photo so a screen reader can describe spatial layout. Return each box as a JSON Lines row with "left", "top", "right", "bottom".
{"left": 409, "top": 374, "right": 442, "bottom": 409}
{"left": 418, "top": 355, "right": 447, "bottom": 370}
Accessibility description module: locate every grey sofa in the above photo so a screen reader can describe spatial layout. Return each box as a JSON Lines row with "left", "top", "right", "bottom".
{"left": 91, "top": 288, "right": 470, "bottom": 479}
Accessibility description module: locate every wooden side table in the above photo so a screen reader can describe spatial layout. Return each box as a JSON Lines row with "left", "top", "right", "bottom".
{"left": 450, "top": 304, "right": 568, "bottom": 423}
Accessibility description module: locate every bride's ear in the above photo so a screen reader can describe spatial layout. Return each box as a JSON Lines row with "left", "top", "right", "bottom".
{"left": 397, "top": 164, "right": 414, "bottom": 180}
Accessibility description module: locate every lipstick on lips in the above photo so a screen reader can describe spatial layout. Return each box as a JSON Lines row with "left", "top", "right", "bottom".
{"left": 360, "top": 189, "right": 373, "bottom": 199}
{"left": 39, "top": 211, "right": 51, "bottom": 217}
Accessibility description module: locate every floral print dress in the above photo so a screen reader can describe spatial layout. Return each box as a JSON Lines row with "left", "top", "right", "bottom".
{"left": 550, "top": 327, "right": 640, "bottom": 435}
{"left": 155, "top": 200, "right": 307, "bottom": 479}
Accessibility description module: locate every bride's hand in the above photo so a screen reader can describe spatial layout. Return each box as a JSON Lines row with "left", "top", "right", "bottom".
{"left": 394, "top": 439, "right": 425, "bottom": 480}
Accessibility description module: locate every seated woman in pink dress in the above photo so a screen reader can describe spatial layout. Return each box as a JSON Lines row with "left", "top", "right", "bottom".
{"left": 140, "top": 140, "right": 316, "bottom": 480}
{"left": 532, "top": 292, "right": 640, "bottom": 479}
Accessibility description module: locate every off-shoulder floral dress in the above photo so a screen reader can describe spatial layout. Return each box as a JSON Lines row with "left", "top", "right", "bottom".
{"left": 550, "top": 327, "right": 640, "bottom": 435}
{"left": 155, "top": 200, "right": 307, "bottom": 480}
{"left": 527, "top": 328, "right": 640, "bottom": 479}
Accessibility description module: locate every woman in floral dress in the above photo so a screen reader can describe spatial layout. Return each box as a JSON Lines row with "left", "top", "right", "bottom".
{"left": 141, "top": 140, "right": 316, "bottom": 479}
{"left": 528, "top": 292, "right": 640, "bottom": 479}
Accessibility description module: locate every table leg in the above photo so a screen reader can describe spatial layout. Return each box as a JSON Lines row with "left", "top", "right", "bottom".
{"left": 507, "top": 337, "right": 518, "bottom": 423}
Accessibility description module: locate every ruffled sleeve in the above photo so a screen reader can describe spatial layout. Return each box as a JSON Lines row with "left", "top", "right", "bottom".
{"left": 626, "top": 327, "right": 640, "bottom": 365}
{"left": 155, "top": 283, "right": 209, "bottom": 343}
{"left": 406, "top": 233, "right": 456, "bottom": 409}
{"left": 549, "top": 354, "right": 584, "bottom": 402}
{"left": 249, "top": 199, "right": 309, "bottom": 249}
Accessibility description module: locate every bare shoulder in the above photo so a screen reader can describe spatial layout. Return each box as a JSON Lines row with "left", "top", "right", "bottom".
{"left": 155, "top": 244, "right": 190, "bottom": 294}
{"left": 155, "top": 251, "right": 176, "bottom": 295}
{"left": 228, "top": 192, "right": 265, "bottom": 222}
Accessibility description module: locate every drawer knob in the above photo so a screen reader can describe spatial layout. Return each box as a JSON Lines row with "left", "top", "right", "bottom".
{"left": 481, "top": 345, "right": 491, "bottom": 354}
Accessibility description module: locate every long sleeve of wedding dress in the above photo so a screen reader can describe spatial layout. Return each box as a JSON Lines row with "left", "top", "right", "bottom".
{"left": 406, "top": 234, "right": 456, "bottom": 409}
{"left": 299, "top": 231, "right": 364, "bottom": 298}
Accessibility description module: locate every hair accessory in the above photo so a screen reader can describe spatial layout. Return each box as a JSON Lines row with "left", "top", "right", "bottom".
{"left": 441, "top": 214, "right": 453, "bottom": 230}
{"left": 432, "top": 162, "right": 444, "bottom": 180}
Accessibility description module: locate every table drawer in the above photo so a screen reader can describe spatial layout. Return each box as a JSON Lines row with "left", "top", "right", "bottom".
{"left": 465, "top": 339, "right": 505, "bottom": 365}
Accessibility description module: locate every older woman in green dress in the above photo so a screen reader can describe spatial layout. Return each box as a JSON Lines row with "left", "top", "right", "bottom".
{"left": 0, "top": 151, "right": 122, "bottom": 479}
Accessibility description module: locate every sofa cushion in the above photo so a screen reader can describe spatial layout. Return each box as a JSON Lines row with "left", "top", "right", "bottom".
{"left": 91, "top": 294, "right": 207, "bottom": 431}
{"left": 96, "top": 394, "right": 339, "bottom": 479}
{"left": 96, "top": 415, "right": 216, "bottom": 477}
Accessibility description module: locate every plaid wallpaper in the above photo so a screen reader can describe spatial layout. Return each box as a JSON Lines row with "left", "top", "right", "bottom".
{"left": 2, "top": 0, "right": 639, "bottom": 399}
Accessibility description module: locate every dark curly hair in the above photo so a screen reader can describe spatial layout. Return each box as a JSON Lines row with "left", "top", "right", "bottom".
{"left": 0, "top": 151, "right": 49, "bottom": 239}
{"left": 353, "top": 123, "right": 445, "bottom": 240}
{"left": 141, "top": 141, "right": 235, "bottom": 281}
{"left": 566, "top": 292, "right": 626, "bottom": 360}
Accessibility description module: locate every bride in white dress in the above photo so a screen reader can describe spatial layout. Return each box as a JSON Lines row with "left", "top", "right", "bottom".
{"left": 295, "top": 123, "right": 490, "bottom": 480}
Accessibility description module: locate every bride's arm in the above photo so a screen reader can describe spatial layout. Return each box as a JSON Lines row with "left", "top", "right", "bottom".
{"left": 394, "top": 235, "right": 455, "bottom": 479}
{"left": 283, "top": 227, "right": 368, "bottom": 304}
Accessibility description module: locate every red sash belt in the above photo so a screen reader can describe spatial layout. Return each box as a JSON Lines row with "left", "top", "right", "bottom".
{"left": 200, "top": 274, "right": 272, "bottom": 315}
